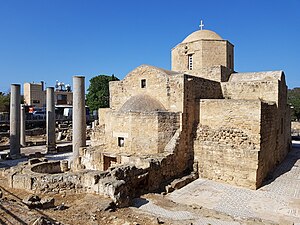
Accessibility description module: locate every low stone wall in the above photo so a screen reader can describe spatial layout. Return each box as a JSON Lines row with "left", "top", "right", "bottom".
{"left": 31, "top": 161, "right": 63, "bottom": 174}
{"left": 7, "top": 150, "right": 189, "bottom": 207}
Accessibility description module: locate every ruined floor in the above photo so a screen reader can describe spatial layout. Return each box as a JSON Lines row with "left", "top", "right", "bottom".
{"left": 0, "top": 142, "right": 300, "bottom": 224}
{"left": 0, "top": 179, "right": 270, "bottom": 225}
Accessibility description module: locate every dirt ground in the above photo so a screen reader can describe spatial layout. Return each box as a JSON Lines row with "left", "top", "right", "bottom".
{"left": 1, "top": 172, "right": 198, "bottom": 225}
{"left": 0, "top": 176, "right": 164, "bottom": 225}
{"left": 0, "top": 172, "right": 276, "bottom": 225}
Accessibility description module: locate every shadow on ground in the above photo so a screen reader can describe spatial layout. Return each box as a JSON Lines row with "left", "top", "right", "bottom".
{"left": 262, "top": 142, "right": 300, "bottom": 187}
{"left": 132, "top": 198, "right": 149, "bottom": 208}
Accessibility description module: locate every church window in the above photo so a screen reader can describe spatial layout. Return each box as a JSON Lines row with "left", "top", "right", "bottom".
{"left": 229, "top": 54, "right": 232, "bottom": 69}
{"left": 188, "top": 54, "right": 193, "bottom": 70}
{"left": 118, "top": 137, "right": 124, "bottom": 147}
{"left": 141, "top": 79, "right": 146, "bottom": 88}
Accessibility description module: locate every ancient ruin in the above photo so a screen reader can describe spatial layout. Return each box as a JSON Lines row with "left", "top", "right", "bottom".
{"left": 4, "top": 28, "right": 291, "bottom": 210}
{"left": 83, "top": 28, "right": 291, "bottom": 191}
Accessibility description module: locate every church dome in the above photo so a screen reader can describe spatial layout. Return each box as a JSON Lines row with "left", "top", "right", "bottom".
{"left": 182, "top": 29, "right": 223, "bottom": 43}
{"left": 119, "top": 94, "right": 166, "bottom": 113}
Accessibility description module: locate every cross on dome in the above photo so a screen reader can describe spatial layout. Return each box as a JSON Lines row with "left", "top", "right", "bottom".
{"left": 199, "top": 20, "right": 204, "bottom": 30}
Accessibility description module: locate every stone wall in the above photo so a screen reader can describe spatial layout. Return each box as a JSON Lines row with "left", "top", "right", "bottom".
{"left": 8, "top": 150, "right": 189, "bottom": 207}
{"left": 194, "top": 99, "right": 262, "bottom": 189}
{"left": 169, "top": 75, "right": 224, "bottom": 173}
{"left": 92, "top": 111, "right": 180, "bottom": 155}
{"left": 201, "top": 40, "right": 232, "bottom": 69}
{"left": 171, "top": 40, "right": 233, "bottom": 81}
{"left": 222, "top": 80, "right": 279, "bottom": 103}
{"left": 220, "top": 72, "right": 291, "bottom": 187}
{"left": 258, "top": 102, "right": 279, "bottom": 185}
{"left": 277, "top": 77, "right": 291, "bottom": 162}
{"left": 109, "top": 65, "right": 184, "bottom": 112}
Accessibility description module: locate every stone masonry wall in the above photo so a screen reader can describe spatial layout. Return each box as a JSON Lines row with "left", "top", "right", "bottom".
{"left": 194, "top": 99, "right": 261, "bottom": 189}
{"left": 92, "top": 111, "right": 180, "bottom": 155}
{"left": 258, "top": 102, "right": 278, "bottom": 185}
{"left": 174, "top": 76, "right": 224, "bottom": 173}
{"left": 201, "top": 40, "right": 230, "bottom": 69}
{"left": 9, "top": 151, "right": 187, "bottom": 207}
{"left": 222, "top": 80, "right": 279, "bottom": 104}
{"left": 109, "top": 65, "right": 184, "bottom": 112}
{"left": 278, "top": 77, "right": 291, "bottom": 162}
{"left": 157, "top": 112, "right": 181, "bottom": 153}
{"left": 172, "top": 40, "right": 231, "bottom": 71}
{"left": 171, "top": 40, "right": 233, "bottom": 82}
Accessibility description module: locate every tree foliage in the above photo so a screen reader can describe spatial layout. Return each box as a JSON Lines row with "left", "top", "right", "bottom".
{"left": 288, "top": 88, "right": 300, "bottom": 121}
{"left": 86, "top": 75, "right": 119, "bottom": 111}
{"left": 0, "top": 92, "right": 10, "bottom": 112}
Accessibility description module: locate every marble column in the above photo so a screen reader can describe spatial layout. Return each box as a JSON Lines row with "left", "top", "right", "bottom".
{"left": 20, "top": 104, "right": 26, "bottom": 147}
{"left": 72, "top": 76, "right": 86, "bottom": 158}
{"left": 10, "top": 84, "right": 21, "bottom": 157}
{"left": 46, "top": 87, "right": 56, "bottom": 152}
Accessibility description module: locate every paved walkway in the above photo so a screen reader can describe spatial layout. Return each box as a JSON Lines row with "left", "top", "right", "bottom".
{"left": 133, "top": 198, "right": 240, "bottom": 225}
{"left": 167, "top": 141, "right": 300, "bottom": 224}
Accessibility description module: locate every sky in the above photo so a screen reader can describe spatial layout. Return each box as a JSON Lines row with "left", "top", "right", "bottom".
{"left": 0, "top": 0, "right": 299, "bottom": 94}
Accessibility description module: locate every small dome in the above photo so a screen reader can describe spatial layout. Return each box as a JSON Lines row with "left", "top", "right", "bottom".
{"left": 182, "top": 29, "right": 223, "bottom": 43}
{"left": 119, "top": 94, "right": 166, "bottom": 113}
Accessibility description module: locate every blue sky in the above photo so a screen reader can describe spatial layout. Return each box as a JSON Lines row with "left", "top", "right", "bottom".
{"left": 0, "top": 0, "right": 299, "bottom": 93}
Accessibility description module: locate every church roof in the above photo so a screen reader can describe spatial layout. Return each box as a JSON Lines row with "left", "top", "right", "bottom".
{"left": 123, "top": 64, "right": 182, "bottom": 80}
{"left": 182, "top": 29, "right": 223, "bottom": 43}
{"left": 119, "top": 94, "right": 166, "bottom": 113}
{"left": 139, "top": 64, "right": 181, "bottom": 76}
{"left": 229, "top": 71, "right": 284, "bottom": 82}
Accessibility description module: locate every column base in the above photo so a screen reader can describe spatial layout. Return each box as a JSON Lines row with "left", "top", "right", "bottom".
{"left": 10, "top": 153, "right": 24, "bottom": 160}
{"left": 71, "top": 156, "right": 85, "bottom": 171}
{"left": 47, "top": 146, "right": 57, "bottom": 154}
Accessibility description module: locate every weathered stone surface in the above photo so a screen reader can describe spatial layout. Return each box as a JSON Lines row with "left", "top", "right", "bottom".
{"left": 167, "top": 173, "right": 198, "bottom": 193}
{"left": 23, "top": 194, "right": 42, "bottom": 209}
{"left": 29, "top": 158, "right": 48, "bottom": 165}
{"left": 41, "top": 197, "right": 55, "bottom": 209}
{"left": 22, "top": 195, "right": 55, "bottom": 209}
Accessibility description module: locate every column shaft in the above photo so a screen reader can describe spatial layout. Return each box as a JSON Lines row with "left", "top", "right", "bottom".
{"left": 72, "top": 76, "right": 86, "bottom": 158}
{"left": 10, "top": 84, "right": 21, "bottom": 156}
{"left": 46, "top": 87, "right": 56, "bottom": 152}
{"left": 20, "top": 104, "right": 26, "bottom": 147}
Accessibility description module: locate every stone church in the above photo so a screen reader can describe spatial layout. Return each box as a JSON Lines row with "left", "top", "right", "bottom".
{"left": 84, "top": 27, "right": 291, "bottom": 189}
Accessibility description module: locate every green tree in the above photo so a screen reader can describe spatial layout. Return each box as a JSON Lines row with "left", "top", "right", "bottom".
{"left": 288, "top": 88, "right": 300, "bottom": 121}
{"left": 0, "top": 92, "right": 10, "bottom": 112}
{"left": 86, "top": 74, "right": 119, "bottom": 111}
